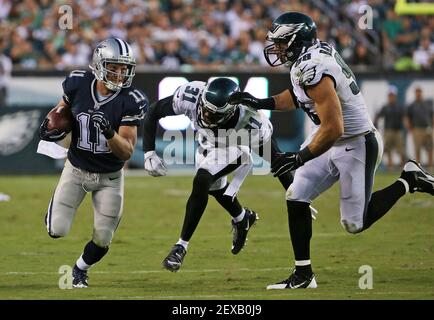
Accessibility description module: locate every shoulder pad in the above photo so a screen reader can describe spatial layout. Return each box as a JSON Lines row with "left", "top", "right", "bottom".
{"left": 292, "top": 47, "right": 338, "bottom": 87}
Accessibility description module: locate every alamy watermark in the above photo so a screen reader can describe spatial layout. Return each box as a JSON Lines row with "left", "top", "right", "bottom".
{"left": 58, "top": 265, "right": 73, "bottom": 289}
{"left": 358, "top": 265, "right": 373, "bottom": 289}
{"left": 358, "top": 5, "right": 373, "bottom": 30}
{"left": 58, "top": 5, "right": 73, "bottom": 30}
{"left": 159, "top": 128, "right": 272, "bottom": 175}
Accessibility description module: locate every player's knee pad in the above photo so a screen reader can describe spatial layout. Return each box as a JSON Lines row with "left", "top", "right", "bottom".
{"left": 48, "top": 232, "right": 62, "bottom": 239}
{"left": 341, "top": 219, "right": 363, "bottom": 234}
{"left": 92, "top": 228, "right": 114, "bottom": 248}
{"left": 48, "top": 223, "right": 70, "bottom": 238}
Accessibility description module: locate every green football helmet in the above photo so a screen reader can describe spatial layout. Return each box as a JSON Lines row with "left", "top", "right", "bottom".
{"left": 198, "top": 78, "right": 240, "bottom": 128}
{"left": 264, "top": 12, "right": 317, "bottom": 67}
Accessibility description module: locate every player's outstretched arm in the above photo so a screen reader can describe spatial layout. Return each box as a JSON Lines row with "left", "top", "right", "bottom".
{"left": 228, "top": 89, "right": 298, "bottom": 111}
{"left": 142, "top": 96, "right": 176, "bottom": 152}
{"left": 142, "top": 96, "right": 176, "bottom": 177}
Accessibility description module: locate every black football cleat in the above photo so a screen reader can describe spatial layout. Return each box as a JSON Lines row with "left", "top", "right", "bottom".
{"left": 400, "top": 160, "right": 434, "bottom": 195}
{"left": 231, "top": 208, "right": 259, "bottom": 255}
{"left": 162, "top": 244, "right": 187, "bottom": 272}
{"left": 72, "top": 264, "right": 88, "bottom": 288}
{"left": 267, "top": 269, "right": 317, "bottom": 289}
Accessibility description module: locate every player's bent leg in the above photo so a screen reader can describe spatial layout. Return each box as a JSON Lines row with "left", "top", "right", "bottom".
{"left": 209, "top": 182, "right": 259, "bottom": 254}
{"left": 163, "top": 169, "right": 214, "bottom": 272}
{"left": 46, "top": 161, "right": 86, "bottom": 238}
{"left": 71, "top": 171, "right": 123, "bottom": 288}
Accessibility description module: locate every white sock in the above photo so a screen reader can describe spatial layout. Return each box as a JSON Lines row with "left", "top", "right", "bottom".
{"left": 233, "top": 208, "right": 246, "bottom": 223}
{"left": 295, "top": 259, "right": 311, "bottom": 266}
{"left": 76, "top": 255, "right": 91, "bottom": 271}
{"left": 398, "top": 178, "right": 410, "bottom": 194}
{"left": 176, "top": 239, "right": 189, "bottom": 250}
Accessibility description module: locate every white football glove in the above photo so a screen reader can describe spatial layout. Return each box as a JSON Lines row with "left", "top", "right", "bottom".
{"left": 144, "top": 151, "right": 167, "bottom": 177}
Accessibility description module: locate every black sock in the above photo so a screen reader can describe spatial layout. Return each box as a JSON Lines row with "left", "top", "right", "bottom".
{"left": 180, "top": 169, "right": 213, "bottom": 241}
{"left": 295, "top": 265, "right": 313, "bottom": 277}
{"left": 209, "top": 184, "right": 243, "bottom": 218}
{"left": 286, "top": 200, "right": 312, "bottom": 271}
{"left": 81, "top": 240, "right": 109, "bottom": 266}
{"left": 363, "top": 180, "right": 407, "bottom": 230}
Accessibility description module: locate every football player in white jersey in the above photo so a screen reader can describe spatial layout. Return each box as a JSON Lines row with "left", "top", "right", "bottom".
{"left": 142, "top": 77, "right": 293, "bottom": 272}
{"left": 229, "top": 12, "right": 434, "bottom": 289}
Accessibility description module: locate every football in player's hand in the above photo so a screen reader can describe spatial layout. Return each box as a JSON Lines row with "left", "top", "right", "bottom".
{"left": 46, "top": 105, "right": 73, "bottom": 133}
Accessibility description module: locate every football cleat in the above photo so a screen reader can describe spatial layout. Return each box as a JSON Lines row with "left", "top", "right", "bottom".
{"left": 266, "top": 269, "right": 317, "bottom": 289}
{"left": 400, "top": 160, "right": 434, "bottom": 195}
{"left": 162, "top": 244, "right": 187, "bottom": 272}
{"left": 231, "top": 208, "right": 259, "bottom": 255}
{"left": 72, "top": 265, "right": 88, "bottom": 288}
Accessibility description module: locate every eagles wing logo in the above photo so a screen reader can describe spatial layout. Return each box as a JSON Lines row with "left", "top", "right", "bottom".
{"left": 298, "top": 65, "right": 317, "bottom": 86}
{"left": 271, "top": 23, "right": 305, "bottom": 39}
{"left": 0, "top": 110, "right": 41, "bottom": 156}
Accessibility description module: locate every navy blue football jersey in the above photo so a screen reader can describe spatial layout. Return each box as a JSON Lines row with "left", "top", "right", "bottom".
{"left": 63, "top": 70, "right": 148, "bottom": 173}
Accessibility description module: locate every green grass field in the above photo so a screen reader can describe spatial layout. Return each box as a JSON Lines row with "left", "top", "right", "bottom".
{"left": 0, "top": 173, "right": 433, "bottom": 300}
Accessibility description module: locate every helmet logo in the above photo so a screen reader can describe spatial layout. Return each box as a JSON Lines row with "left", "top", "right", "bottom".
{"left": 269, "top": 23, "right": 305, "bottom": 40}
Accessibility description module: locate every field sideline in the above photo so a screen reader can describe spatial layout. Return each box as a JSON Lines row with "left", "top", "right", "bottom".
{"left": 0, "top": 173, "right": 433, "bottom": 300}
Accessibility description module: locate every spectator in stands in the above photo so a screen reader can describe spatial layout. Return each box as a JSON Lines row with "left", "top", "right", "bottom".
{"left": 413, "top": 37, "right": 434, "bottom": 71}
{"left": 351, "top": 43, "right": 377, "bottom": 68}
{"left": 0, "top": 0, "right": 433, "bottom": 71}
{"left": 158, "top": 39, "right": 185, "bottom": 69}
{"left": 405, "top": 87, "right": 434, "bottom": 167}
{"left": 375, "top": 86, "right": 406, "bottom": 170}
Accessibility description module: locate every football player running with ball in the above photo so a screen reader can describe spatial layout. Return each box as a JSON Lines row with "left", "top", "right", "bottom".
{"left": 229, "top": 12, "right": 434, "bottom": 289}
{"left": 39, "top": 38, "right": 148, "bottom": 288}
{"left": 142, "top": 77, "right": 295, "bottom": 272}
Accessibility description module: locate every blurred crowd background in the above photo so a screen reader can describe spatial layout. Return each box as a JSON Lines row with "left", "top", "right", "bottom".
{"left": 0, "top": 0, "right": 433, "bottom": 73}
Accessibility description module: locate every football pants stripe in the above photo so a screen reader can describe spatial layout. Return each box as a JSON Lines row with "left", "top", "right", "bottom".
{"left": 362, "top": 131, "right": 380, "bottom": 226}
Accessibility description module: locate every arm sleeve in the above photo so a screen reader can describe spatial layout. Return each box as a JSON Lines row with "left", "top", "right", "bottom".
{"left": 142, "top": 95, "right": 176, "bottom": 152}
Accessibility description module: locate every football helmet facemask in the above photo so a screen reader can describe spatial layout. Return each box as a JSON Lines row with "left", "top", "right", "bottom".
{"left": 197, "top": 78, "right": 240, "bottom": 128}
{"left": 90, "top": 37, "right": 136, "bottom": 91}
{"left": 264, "top": 12, "right": 317, "bottom": 68}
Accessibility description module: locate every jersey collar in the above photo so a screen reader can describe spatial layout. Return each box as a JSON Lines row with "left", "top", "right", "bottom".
{"left": 91, "top": 78, "right": 121, "bottom": 110}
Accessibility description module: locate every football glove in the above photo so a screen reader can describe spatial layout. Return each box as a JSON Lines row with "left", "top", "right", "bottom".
{"left": 228, "top": 92, "right": 261, "bottom": 109}
{"left": 39, "top": 118, "right": 67, "bottom": 142}
{"left": 271, "top": 147, "right": 315, "bottom": 177}
{"left": 91, "top": 111, "right": 114, "bottom": 139}
{"left": 271, "top": 152, "right": 304, "bottom": 177}
{"left": 144, "top": 151, "right": 167, "bottom": 177}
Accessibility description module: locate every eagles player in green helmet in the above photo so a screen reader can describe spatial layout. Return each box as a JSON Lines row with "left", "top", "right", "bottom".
{"left": 142, "top": 77, "right": 292, "bottom": 272}
{"left": 229, "top": 12, "right": 434, "bottom": 289}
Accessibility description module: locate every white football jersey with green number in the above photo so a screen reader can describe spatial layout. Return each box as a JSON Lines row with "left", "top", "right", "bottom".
{"left": 172, "top": 81, "right": 273, "bottom": 150}
{"left": 290, "top": 41, "right": 374, "bottom": 139}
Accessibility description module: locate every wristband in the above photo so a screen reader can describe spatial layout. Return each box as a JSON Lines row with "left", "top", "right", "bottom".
{"left": 297, "top": 146, "right": 315, "bottom": 164}
{"left": 258, "top": 97, "right": 276, "bottom": 110}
